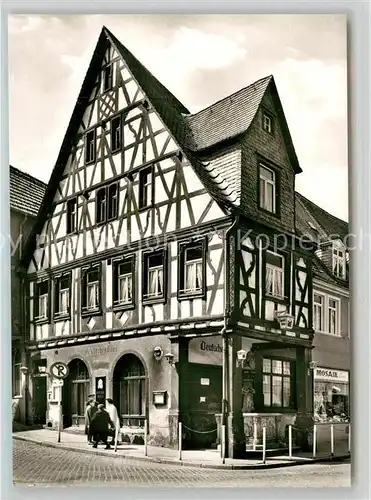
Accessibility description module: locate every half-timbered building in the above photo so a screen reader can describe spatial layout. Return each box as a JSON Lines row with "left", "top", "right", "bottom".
{"left": 21, "top": 27, "right": 318, "bottom": 458}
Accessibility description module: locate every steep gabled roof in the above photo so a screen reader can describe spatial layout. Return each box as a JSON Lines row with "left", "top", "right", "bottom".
{"left": 10, "top": 165, "right": 46, "bottom": 217}
{"left": 295, "top": 191, "right": 349, "bottom": 288}
{"left": 185, "top": 76, "right": 272, "bottom": 151}
{"left": 296, "top": 192, "right": 349, "bottom": 241}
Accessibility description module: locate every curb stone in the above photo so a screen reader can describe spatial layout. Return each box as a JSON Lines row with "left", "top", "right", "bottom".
{"left": 12, "top": 434, "right": 350, "bottom": 471}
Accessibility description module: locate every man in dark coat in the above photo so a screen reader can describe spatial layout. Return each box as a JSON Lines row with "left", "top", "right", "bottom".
{"left": 90, "top": 404, "right": 114, "bottom": 449}
{"left": 85, "top": 400, "right": 98, "bottom": 444}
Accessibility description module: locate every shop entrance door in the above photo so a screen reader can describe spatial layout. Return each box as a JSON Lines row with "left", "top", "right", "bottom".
{"left": 32, "top": 376, "right": 47, "bottom": 425}
{"left": 182, "top": 364, "right": 222, "bottom": 449}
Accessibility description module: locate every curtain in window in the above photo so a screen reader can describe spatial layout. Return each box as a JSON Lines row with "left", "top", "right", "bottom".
{"left": 185, "top": 263, "right": 195, "bottom": 290}
{"left": 60, "top": 289, "right": 69, "bottom": 314}
{"left": 87, "top": 283, "right": 98, "bottom": 309}
{"left": 149, "top": 269, "right": 157, "bottom": 295}
{"left": 266, "top": 267, "right": 273, "bottom": 293}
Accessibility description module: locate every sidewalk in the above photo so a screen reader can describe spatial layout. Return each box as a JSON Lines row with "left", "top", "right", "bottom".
{"left": 12, "top": 428, "right": 350, "bottom": 470}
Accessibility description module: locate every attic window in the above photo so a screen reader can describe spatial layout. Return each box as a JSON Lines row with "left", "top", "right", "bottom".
{"left": 85, "top": 129, "right": 96, "bottom": 164}
{"left": 259, "top": 164, "right": 276, "bottom": 213}
{"left": 262, "top": 113, "right": 272, "bottom": 133}
{"left": 333, "top": 245, "right": 346, "bottom": 279}
{"left": 103, "top": 64, "right": 113, "bottom": 92}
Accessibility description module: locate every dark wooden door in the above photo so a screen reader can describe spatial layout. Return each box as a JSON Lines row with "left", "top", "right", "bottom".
{"left": 32, "top": 376, "right": 47, "bottom": 425}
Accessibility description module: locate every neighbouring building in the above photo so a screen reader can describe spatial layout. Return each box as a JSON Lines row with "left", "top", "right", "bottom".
{"left": 10, "top": 165, "right": 46, "bottom": 424}
{"left": 19, "top": 27, "right": 349, "bottom": 457}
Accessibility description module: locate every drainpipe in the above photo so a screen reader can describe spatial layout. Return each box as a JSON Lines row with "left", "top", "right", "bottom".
{"left": 221, "top": 212, "right": 239, "bottom": 427}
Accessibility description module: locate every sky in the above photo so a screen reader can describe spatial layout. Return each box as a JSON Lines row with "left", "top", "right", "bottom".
{"left": 8, "top": 14, "right": 348, "bottom": 221}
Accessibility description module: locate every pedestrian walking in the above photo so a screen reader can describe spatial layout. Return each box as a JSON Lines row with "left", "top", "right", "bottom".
{"left": 85, "top": 400, "right": 98, "bottom": 444}
{"left": 90, "top": 404, "right": 114, "bottom": 449}
{"left": 105, "top": 398, "right": 121, "bottom": 445}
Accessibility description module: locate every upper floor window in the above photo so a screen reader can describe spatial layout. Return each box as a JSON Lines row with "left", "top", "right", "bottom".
{"left": 333, "top": 245, "right": 346, "bottom": 279}
{"left": 113, "top": 256, "right": 135, "bottom": 308}
{"left": 259, "top": 164, "right": 276, "bottom": 213}
{"left": 85, "top": 129, "right": 96, "bottom": 164}
{"left": 143, "top": 250, "right": 166, "bottom": 303}
{"left": 328, "top": 297, "right": 340, "bottom": 335}
{"left": 139, "top": 167, "right": 153, "bottom": 209}
{"left": 111, "top": 116, "right": 122, "bottom": 152}
{"left": 313, "top": 291, "right": 340, "bottom": 335}
{"left": 66, "top": 198, "right": 77, "bottom": 234}
{"left": 55, "top": 274, "right": 71, "bottom": 317}
{"left": 178, "top": 241, "right": 206, "bottom": 298}
{"left": 96, "top": 182, "right": 119, "bottom": 224}
{"left": 35, "top": 280, "right": 49, "bottom": 322}
{"left": 103, "top": 64, "right": 113, "bottom": 92}
{"left": 82, "top": 266, "right": 100, "bottom": 314}
{"left": 265, "top": 251, "right": 284, "bottom": 299}
{"left": 262, "top": 358, "right": 295, "bottom": 409}
{"left": 262, "top": 113, "right": 273, "bottom": 133}
{"left": 313, "top": 292, "right": 324, "bottom": 332}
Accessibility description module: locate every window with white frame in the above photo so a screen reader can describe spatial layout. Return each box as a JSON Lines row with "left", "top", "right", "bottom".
{"left": 262, "top": 113, "right": 272, "bottom": 133}
{"left": 35, "top": 280, "right": 49, "bottom": 321}
{"left": 143, "top": 251, "right": 165, "bottom": 302}
{"left": 55, "top": 274, "right": 70, "bottom": 316}
{"left": 313, "top": 292, "right": 325, "bottom": 332}
{"left": 178, "top": 242, "right": 205, "bottom": 297}
{"left": 259, "top": 164, "right": 276, "bottom": 213}
{"left": 82, "top": 266, "right": 100, "bottom": 313}
{"left": 113, "top": 258, "right": 134, "bottom": 307}
{"left": 328, "top": 297, "right": 340, "bottom": 335}
{"left": 333, "top": 245, "right": 346, "bottom": 279}
{"left": 265, "top": 251, "right": 284, "bottom": 298}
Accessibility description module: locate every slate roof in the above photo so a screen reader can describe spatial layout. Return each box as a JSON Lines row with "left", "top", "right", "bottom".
{"left": 296, "top": 192, "right": 348, "bottom": 241}
{"left": 295, "top": 192, "right": 349, "bottom": 287}
{"left": 10, "top": 166, "right": 46, "bottom": 217}
{"left": 184, "top": 76, "right": 273, "bottom": 152}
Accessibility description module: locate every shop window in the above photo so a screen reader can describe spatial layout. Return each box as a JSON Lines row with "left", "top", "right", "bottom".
{"left": 34, "top": 280, "right": 50, "bottom": 322}
{"left": 178, "top": 240, "right": 206, "bottom": 299}
{"left": 81, "top": 265, "right": 101, "bottom": 315}
{"left": 54, "top": 273, "right": 71, "bottom": 318}
{"left": 113, "top": 256, "right": 135, "bottom": 309}
{"left": 143, "top": 249, "right": 167, "bottom": 303}
{"left": 265, "top": 251, "right": 284, "bottom": 299}
{"left": 69, "top": 359, "right": 90, "bottom": 418}
{"left": 262, "top": 358, "right": 295, "bottom": 409}
{"left": 314, "top": 377, "right": 349, "bottom": 422}
{"left": 12, "top": 349, "right": 22, "bottom": 397}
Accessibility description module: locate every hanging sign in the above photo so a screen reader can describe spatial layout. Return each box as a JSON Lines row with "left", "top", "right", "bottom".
{"left": 314, "top": 367, "right": 349, "bottom": 383}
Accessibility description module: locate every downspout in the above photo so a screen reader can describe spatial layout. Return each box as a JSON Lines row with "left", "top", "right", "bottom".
{"left": 221, "top": 211, "right": 240, "bottom": 426}
{"left": 18, "top": 216, "right": 29, "bottom": 423}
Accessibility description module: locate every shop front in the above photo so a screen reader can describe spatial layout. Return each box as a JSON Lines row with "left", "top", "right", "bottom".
{"left": 29, "top": 335, "right": 174, "bottom": 444}
{"left": 313, "top": 366, "right": 350, "bottom": 453}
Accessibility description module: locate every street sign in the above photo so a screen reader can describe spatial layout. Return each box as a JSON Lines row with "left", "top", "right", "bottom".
{"left": 50, "top": 361, "right": 69, "bottom": 379}
{"left": 52, "top": 379, "right": 64, "bottom": 387}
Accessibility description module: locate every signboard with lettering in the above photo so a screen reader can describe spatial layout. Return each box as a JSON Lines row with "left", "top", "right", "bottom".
{"left": 314, "top": 367, "right": 349, "bottom": 383}
{"left": 95, "top": 376, "right": 106, "bottom": 405}
{"left": 188, "top": 336, "right": 254, "bottom": 365}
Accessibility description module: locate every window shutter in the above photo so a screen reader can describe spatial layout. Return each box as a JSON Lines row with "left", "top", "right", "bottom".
{"left": 284, "top": 253, "right": 291, "bottom": 300}
{"left": 162, "top": 248, "right": 168, "bottom": 302}
{"left": 275, "top": 169, "right": 281, "bottom": 215}
{"left": 81, "top": 269, "right": 87, "bottom": 309}
{"left": 68, "top": 272, "right": 72, "bottom": 314}
{"left": 113, "top": 261, "right": 119, "bottom": 303}
{"left": 202, "top": 237, "right": 208, "bottom": 296}
{"left": 34, "top": 282, "right": 39, "bottom": 319}
{"left": 47, "top": 280, "right": 52, "bottom": 321}
{"left": 178, "top": 244, "right": 186, "bottom": 293}
{"left": 54, "top": 278, "right": 59, "bottom": 315}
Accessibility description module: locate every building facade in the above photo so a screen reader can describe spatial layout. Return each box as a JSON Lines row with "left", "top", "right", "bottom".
{"left": 10, "top": 166, "right": 46, "bottom": 424}
{"left": 20, "top": 27, "right": 349, "bottom": 457}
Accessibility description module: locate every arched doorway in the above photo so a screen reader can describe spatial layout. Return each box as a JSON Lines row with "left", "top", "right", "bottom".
{"left": 113, "top": 354, "right": 147, "bottom": 428}
{"left": 62, "top": 359, "right": 90, "bottom": 428}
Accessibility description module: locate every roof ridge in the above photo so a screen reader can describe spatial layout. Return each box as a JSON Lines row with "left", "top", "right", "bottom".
{"left": 186, "top": 74, "right": 273, "bottom": 118}
{"left": 103, "top": 26, "right": 190, "bottom": 115}
{"left": 296, "top": 191, "right": 348, "bottom": 227}
{"left": 10, "top": 165, "right": 47, "bottom": 187}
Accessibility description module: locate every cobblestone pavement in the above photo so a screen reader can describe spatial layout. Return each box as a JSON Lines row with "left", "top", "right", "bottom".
{"left": 13, "top": 440, "right": 351, "bottom": 488}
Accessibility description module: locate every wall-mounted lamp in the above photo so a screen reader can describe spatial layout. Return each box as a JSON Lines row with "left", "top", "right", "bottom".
{"left": 153, "top": 346, "right": 164, "bottom": 361}
{"left": 20, "top": 366, "right": 29, "bottom": 375}
{"left": 164, "top": 353, "right": 175, "bottom": 366}
{"left": 275, "top": 310, "right": 295, "bottom": 330}
{"left": 38, "top": 366, "right": 47, "bottom": 374}
{"left": 309, "top": 361, "right": 318, "bottom": 370}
